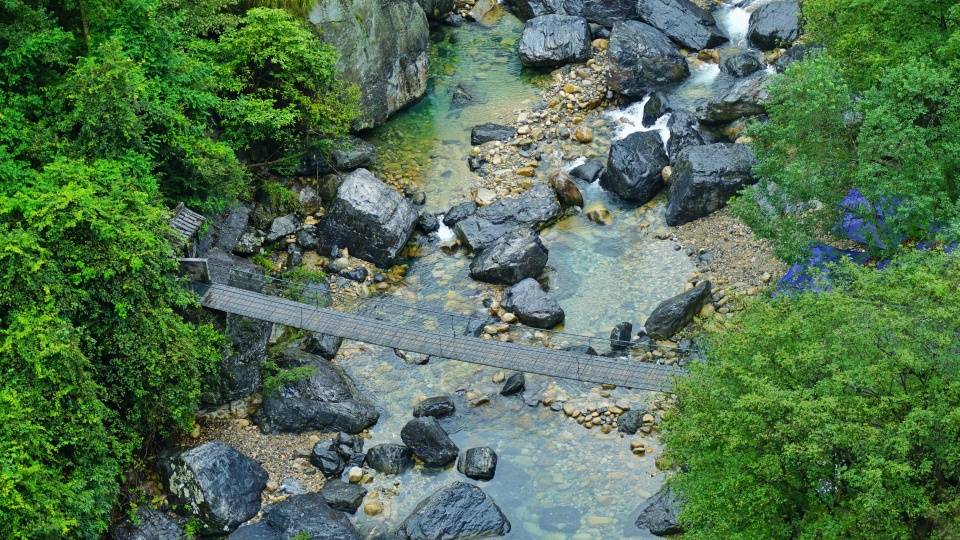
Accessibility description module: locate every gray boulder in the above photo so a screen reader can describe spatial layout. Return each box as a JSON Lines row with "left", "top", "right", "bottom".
{"left": 311, "top": 444, "right": 344, "bottom": 478}
{"left": 666, "top": 143, "right": 756, "bottom": 225}
{"left": 501, "top": 278, "right": 565, "bottom": 328}
{"left": 162, "top": 441, "right": 267, "bottom": 534}
{"left": 254, "top": 348, "right": 379, "bottom": 434}
{"left": 471, "top": 123, "right": 516, "bottom": 145}
{"left": 319, "top": 168, "right": 418, "bottom": 267}
{"left": 666, "top": 111, "right": 704, "bottom": 160}
{"left": 228, "top": 493, "right": 360, "bottom": 540}
{"left": 310, "top": 0, "right": 428, "bottom": 129}
{"left": 600, "top": 131, "right": 669, "bottom": 204}
{"left": 109, "top": 507, "right": 184, "bottom": 540}
{"left": 469, "top": 228, "right": 549, "bottom": 285}
{"left": 608, "top": 20, "right": 689, "bottom": 99}
{"left": 570, "top": 159, "right": 604, "bottom": 182}
{"left": 265, "top": 214, "right": 298, "bottom": 244}
{"left": 400, "top": 417, "right": 460, "bottom": 467}
{"left": 457, "top": 447, "right": 498, "bottom": 481}
{"left": 443, "top": 201, "right": 478, "bottom": 226}
{"left": 365, "top": 443, "right": 414, "bottom": 474}
{"left": 645, "top": 281, "right": 712, "bottom": 339}
{"left": 204, "top": 313, "right": 271, "bottom": 406}
{"left": 610, "top": 321, "right": 632, "bottom": 351}
{"left": 636, "top": 0, "right": 726, "bottom": 50}
{"left": 413, "top": 395, "right": 457, "bottom": 418}
{"left": 702, "top": 69, "right": 770, "bottom": 123}
{"left": 635, "top": 484, "right": 684, "bottom": 536}
{"left": 454, "top": 184, "right": 561, "bottom": 251}
{"left": 748, "top": 0, "right": 801, "bottom": 50}
{"left": 332, "top": 137, "right": 377, "bottom": 171}
{"left": 320, "top": 479, "right": 367, "bottom": 514}
{"left": 618, "top": 409, "right": 644, "bottom": 434}
{"left": 398, "top": 482, "right": 511, "bottom": 539}
{"left": 518, "top": 15, "right": 592, "bottom": 68}
{"left": 509, "top": 0, "right": 636, "bottom": 27}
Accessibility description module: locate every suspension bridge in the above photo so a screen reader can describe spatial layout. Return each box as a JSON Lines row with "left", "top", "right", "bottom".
{"left": 186, "top": 258, "right": 686, "bottom": 392}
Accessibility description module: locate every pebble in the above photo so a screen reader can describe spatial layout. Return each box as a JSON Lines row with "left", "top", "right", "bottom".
{"left": 363, "top": 501, "right": 383, "bottom": 516}
{"left": 573, "top": 126, "right": 593, "bottom": 143}
{"left": 347, "top": 466, "right": 364, "bottom": 483}
{"left": 492, "top": 370, "right": 506, "bottom": 383}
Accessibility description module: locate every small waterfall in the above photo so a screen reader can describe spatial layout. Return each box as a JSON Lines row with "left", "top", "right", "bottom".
{"left": 604, "top": 94, "right": 673, "bottom": 147}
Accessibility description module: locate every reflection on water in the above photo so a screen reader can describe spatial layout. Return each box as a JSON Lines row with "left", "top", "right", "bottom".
{"left": 339, "top": 344, "right": 667, "bottom": 539}
{"left": 369, "top": 13, "right": 550, "bottom": 210}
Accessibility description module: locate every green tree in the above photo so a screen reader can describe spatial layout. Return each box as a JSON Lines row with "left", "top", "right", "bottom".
{"left": 662, "top": 252, "right": 960, "bottom": 539}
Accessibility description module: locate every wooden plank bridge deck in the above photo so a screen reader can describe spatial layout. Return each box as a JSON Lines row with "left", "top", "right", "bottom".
{"left": 197, "top": 282, "right": 683, "bottom": 392}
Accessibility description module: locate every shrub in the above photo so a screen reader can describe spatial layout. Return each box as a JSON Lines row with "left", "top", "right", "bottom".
{"left": 662, "top": 252, "right": 960, "bottom": 539}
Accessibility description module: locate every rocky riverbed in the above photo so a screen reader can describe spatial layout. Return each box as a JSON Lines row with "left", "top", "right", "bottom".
{"left": 129, "top": 0, "right": 804, "bottom": 538}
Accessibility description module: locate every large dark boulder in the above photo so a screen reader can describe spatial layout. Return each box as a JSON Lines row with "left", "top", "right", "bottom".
{"left": 253, "top": 348, "right": 379, "bottom": 434}
{"left": 518, "top": 15, "right": 592, "bottom": 68}
{"left": 365, "top": 443, "right": 414, "bottom": 474}
{"left": 400, "top": 417, "right": 460, "bottom": 467}
{"left": 397, "top": 482, "right": 511, "bottom": 539}
{"left": 666, "top": 143, "right": 756, "bottom": 225}
{"left": 608, "top": 20, "right": 689, "bottom": 99}
{"left": 500, "top": 372, "right": 526, "bottom": 396}
{"left": 228, "top": 493, "right": 361, "bottom": 540}
{"left": 610, "top": 321, "right": 632, "bottom": 351}
{"left": 320, "top": 480, "right": 367, "bottom": 514}
{"left": 469, "top": 228, "right": 549, "bottom": 285}
{"left": 636, "top": 0, "right": 726, "bottom": 50}
{"left": 471, "top": 123, "right": 516, "bottom": 145}
{"left": 635, "top": 484, "right": 684, "bottom": 536}
{"left": 600, "top": 131, "right": 669, "bottom": 204}
{"left": 748, "top": 0, "right": 801, "bottom": 51}
{"left": 454, "top": 184, "right": 561, "bottom": 251}
{"left": 666, "top": 111, "right": 704, "bottom": 161}
{"left": 702, "top": 70, "right": 770, "bottom": 123}
{"left": 721, "top": 51, "right": 764, "bottom": 78}
{"left": 310, "top": 0, "right": 428, "bottom": 129}
{"left": 457, "top": 447, "right": 498, "bottom": 481}
{"left": 645, "top": 281, "right": 712, "bottom": 339}
{"left": 413, "top": 395, "right": 457, "bottom": 418}
{"left": 109, "top": 507, "right": 184, "bottom": 540}
{"left": 204, "top": 313, "right": 271, "bottom": 406}
{"left": 161, "top": 441, "right": 267, "bottom": 534}
{"left": 319, "top": 168, "right": 418, "bottom": 267}
{"left": 618, "top": 409, "right": 644, "bottom": 434}
{"left": 501, "top": 278, "right": 565, "bottom": 328}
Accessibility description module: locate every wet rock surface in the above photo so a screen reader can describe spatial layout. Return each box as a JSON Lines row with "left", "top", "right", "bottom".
{"left": 471, "top": 123, "right": 517, "bottom": 145}
{"left": 109, "top": 507, "right": 184, "bottom": 540}
{"left": 397, "top": 482, "right": 511, "bottom": 539}
{"left": 600, "top": 131, "right": 669, "bottom": 204}
{"left": 518, "top": 14, "right": 592, "bottom": 68}
{"left": 748, "top": 0, "right": 801, "bottom": 51}
{"left": 454, "top": 184, "right": 561, "bottom": 251}
{"left": 635, "top": 484, "right": 684, "bottom": 536}
{"left": 400, "top": 417, "right": 460, "bottom": 467}
{"left": 457, "top": 446, "right": 498, "bottom": 480}
{"left": 701, "top": 70, "right": 770, "bottom": 123}
{"left": 608, "top": 20, "right": 689, "bottom": 98}
{"left": 229, "top": 493, "right": 361, "bottom": 540}
{"left": 721, "top": 51, "right": 764, "bottom": 78}
{"left": 302, "top": 333, "right": 343, "bottom": 360}
{"left": 319, "top": 168, "right": 418, "bottom": 267}
{"left": 500, "top": 372, "right": 527, "bottom": 395}
{"left": 320, "top": 479, "right": 368, "bottom": 514}
{"left": 645, "top": 280, "right": 712, "bottom": 339}
{"left": 161, "top": 441, "right": 267, "bottom": 534}
{"left": 666, "top": 143, "right": 756, "bottom": 226}
{"left": 666, "top": 110, "right": 705, "bottom": 160}
{"left": 413, "top": 395, "right": 457, "bottom": 418}
{"left": 253, "top": 348, "right": 379, "bottom": 434}
{"left": 635, "top": 0, "right": 726, "bottom": 51}
{"left": 501, "top": 277, "right": 565, "bottom": 328}
{"left": 469, "top": 228, "right": 549, "bottom": 285}
{"left": 365, "top": 443, "right": 414, "bottom": 475}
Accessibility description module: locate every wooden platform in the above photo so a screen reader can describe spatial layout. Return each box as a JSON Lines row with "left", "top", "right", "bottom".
{"left": 198, "top": 282, "right": 683, "bottom": 392}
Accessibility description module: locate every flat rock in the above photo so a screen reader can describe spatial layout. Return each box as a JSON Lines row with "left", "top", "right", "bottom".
{"left": 471, "top": 123, "right": 516, "bottom": 145}
{"left": 320, "top": 479, "right": 368, "bottom": 514}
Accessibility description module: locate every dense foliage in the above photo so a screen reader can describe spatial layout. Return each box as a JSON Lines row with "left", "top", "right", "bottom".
{"left": 734, "top": 0, "right": 960, "bottom": 260}
{"left": 663, "top": 252, "right": 960, "bottom": 539}
{"left": 0, "top": 0, "right": 357, "bottom": 536}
